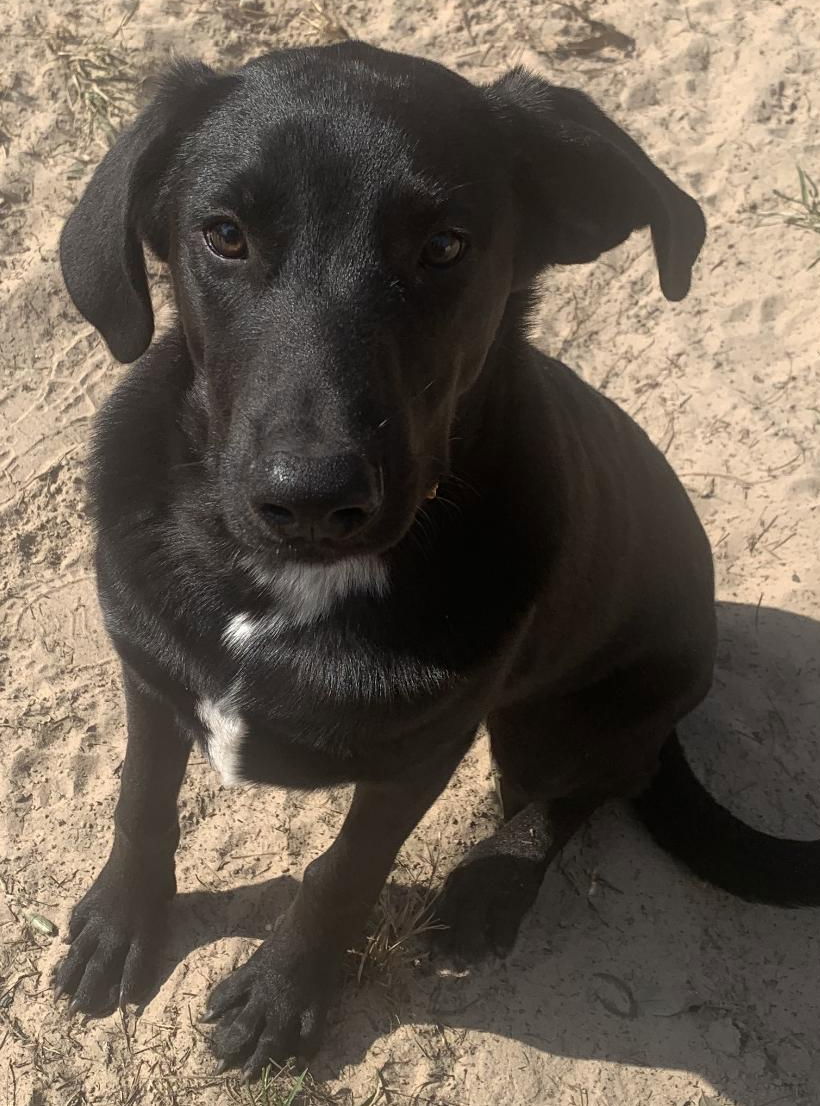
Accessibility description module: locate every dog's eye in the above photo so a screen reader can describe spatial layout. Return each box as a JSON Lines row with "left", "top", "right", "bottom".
{"left": 421, "top": 229, "right": 468, "bottom": 269}
{"left": 204, "top": 220, "right": 248, "bottom": 260}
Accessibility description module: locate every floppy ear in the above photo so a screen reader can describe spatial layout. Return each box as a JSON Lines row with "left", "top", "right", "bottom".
{"left": 485, "top": 69, "right": 706, "bottom": 301}
{"left": 59, "top": 60, "right": 231, "bottom": 363}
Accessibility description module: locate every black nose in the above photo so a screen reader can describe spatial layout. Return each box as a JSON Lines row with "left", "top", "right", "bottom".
{"left": 250, "top": 452, "right": 381, "bottom": 543}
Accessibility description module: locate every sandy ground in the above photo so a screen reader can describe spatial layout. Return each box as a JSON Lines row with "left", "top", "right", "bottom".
{"left": 2, "top": 1, "right": 820, "bottom": 1104}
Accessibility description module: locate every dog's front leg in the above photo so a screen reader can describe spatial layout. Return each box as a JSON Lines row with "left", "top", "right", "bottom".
{"left": 203, "top": 741, "right": 468, "bottom": 1079}
{"left": 53, "top": 665, "right": 190, "bottom": 1014}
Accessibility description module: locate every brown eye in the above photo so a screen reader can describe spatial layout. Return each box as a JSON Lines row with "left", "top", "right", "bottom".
{"left": 421, "top": 229, "right": 468, "bottom": 268}
{"left": 204, "top": 220, "right": 248, "bottom": 260}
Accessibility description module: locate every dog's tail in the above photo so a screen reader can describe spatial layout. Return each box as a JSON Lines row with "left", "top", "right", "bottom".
{"left": 632, "top": 730, "right": 820, "bottom": 906}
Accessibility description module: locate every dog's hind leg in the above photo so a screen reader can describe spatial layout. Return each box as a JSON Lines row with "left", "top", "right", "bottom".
{"left": 434, "top": 700, "right": 618, "bottom": 964}
{"left": 433, "top": 791, "right": 595, "bottom": 964}
{"left": 434, "top": 683, "right": 682, "bottom": 963}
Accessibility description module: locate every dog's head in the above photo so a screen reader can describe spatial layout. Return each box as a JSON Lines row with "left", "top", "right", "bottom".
{"left": 61, "top": 43, "right": 705, "bottom": 567}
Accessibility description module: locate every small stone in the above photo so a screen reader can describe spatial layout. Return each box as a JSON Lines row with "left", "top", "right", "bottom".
{"left": 775, "top": 1039, "right": 811, "bottom": 1078}
{"left": 707, "top": 1017, "right": 742, "bottom": 1056}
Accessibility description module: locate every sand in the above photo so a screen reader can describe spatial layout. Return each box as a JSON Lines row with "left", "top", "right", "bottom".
{"left": 1, "top": 1, "right": 819, "bottom": 1104}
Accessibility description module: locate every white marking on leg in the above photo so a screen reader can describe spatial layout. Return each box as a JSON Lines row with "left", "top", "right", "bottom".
{"left": 197, "top": 686, "right": 247, "bottom": 786}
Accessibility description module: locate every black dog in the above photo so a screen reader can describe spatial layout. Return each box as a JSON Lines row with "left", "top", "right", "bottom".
{"left": 54, "top": 42, "right": 820, "bottom": 1079}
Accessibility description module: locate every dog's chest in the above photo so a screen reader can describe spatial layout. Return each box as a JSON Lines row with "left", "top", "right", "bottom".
{"left": 117, "top": 549, "right": 519, "bottom": 788}
{"left": 194, "top": 593, "right": 470, "bottom": 789}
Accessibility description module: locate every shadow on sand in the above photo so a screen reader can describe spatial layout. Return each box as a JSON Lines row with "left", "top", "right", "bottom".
{"left": 150, "top": 601, "right": 820, "bottom": 1105}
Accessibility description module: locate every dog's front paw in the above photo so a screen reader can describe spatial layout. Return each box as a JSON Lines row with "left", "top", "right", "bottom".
{"left": 203, "top": 932, "right": 335, "bottom": 1080}
{"left": 53, "top": 860, "right": 172, "bottom": 1016}
{"left": 433, "top": 851, "right": 545, "bottom": 965}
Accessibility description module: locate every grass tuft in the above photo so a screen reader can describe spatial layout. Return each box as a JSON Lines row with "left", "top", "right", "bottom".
{"left": 763, "top": 167, "right": 820, "bottom": 267}
{"left": 225, "top": 1060, "right": 383, "bottom": 1105}
{"left": 352, "top": 850, "right": 445, "bottom": 985}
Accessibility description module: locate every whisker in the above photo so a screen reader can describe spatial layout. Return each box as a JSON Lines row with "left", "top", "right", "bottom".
{"left": 443, "top": 179, "right": 486, "bottom": 196}
{"left": 445, "top": 472, "right": 480, "bottom": 498}
{"left": 413, "top": 379, "right": 437, "bottom": 400}
{"left": 406, "top": 521, "right": 434, "bottom": 563}
{"left": 435, "top": 495, "right": 463, "bottom": 518}
{"left": 412, "top": 507, "right": 438, "bottom": 559}
{"left": 169, "top": 459, "right": 206, "bottom": 473}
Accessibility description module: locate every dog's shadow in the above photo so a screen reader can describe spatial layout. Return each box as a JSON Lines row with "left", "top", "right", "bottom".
{"left": 156, "top": 602, "right": 820, "bottom": 1105}
{"left": 162, "top": 875, "right": 298, "bottom": 964}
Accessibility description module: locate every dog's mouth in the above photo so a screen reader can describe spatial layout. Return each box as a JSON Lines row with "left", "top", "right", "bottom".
{"left": 247, "top": 534, "right": 374, "bottom": 567}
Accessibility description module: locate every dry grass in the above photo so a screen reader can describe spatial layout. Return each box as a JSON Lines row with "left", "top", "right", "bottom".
{"left": 46, "top": 25, "right": 139, "bottom": 146}
{"left": 207, "top": 0, "right": 352, "bottom": 48}
{"left": 208, "top": 0, "right": 287, "bottom": 35}
{"left": 296, "top": 1, "right": 354, "bottom": 44}
{"left": 351, "top": 850, "right": 445, "bottom": 986}
{"left": 0, "top": 866, "right": 69, "bottom": 1106}
{"left": 44, "top": 3, "right": 351, "bottom": 155}
{"left": 225, "top": 1061, "right": 383, "bottom": 1106}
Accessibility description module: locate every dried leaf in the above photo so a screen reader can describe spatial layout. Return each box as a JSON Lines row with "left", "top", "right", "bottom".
{"left": 634, "top": 981, "right": 702, "bottom": 1017}
{"left": 592, "top": 972, "right": 637, "bottom": 1018}
{"left": 26, "top": 912, "right": 58, "bottom": 937}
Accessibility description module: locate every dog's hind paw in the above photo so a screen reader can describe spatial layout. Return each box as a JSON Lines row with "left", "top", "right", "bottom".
{"left": 432, "top": 851, "right": 546, "bottom": 965}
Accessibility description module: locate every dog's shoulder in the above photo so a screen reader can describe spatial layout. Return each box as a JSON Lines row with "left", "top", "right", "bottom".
{"left": 88, "top": 330, "right": 195, "bottom": 527}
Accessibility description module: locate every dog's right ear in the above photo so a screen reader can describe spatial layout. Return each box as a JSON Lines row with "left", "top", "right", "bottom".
{"left": 60, "top": 60, "right": 231, "bottom": 364}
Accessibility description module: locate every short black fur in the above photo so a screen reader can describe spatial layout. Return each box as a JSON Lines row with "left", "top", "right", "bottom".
{"left": 53, "top": 42, "right": 819, "bottom": 1079}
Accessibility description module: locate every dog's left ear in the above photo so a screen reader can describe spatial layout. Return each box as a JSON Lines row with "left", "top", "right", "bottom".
{"left": 485, "top": 69, "right": 706, "bottom": 300}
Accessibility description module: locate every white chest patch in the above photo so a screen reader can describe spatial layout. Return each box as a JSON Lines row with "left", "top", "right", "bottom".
{"left": 222, "top": 612, "right": 258, "bottom": 649}
{"left": 197, "top": 686, "right": 247, "bottom": 786}
{"left": 225, "top": 555, "right": 389, "bottom": 655}
{"left": 221, "top": 611, "right": 286, "bottom": 652}
{"left": 275, "top": 555, "right": 389, "bottom": 623}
